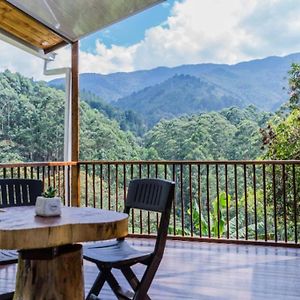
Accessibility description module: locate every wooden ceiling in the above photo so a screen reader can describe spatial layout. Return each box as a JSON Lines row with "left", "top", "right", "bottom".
{"left": 0, "top": 0, "right": 65, "bottom": 52}
{"left": 0, "top": 0, "right": 164, "bottom": 55}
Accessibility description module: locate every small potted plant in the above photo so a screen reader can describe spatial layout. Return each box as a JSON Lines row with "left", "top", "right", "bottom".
{"left": 35, "top": 186, "right": 62, "bottom": 217}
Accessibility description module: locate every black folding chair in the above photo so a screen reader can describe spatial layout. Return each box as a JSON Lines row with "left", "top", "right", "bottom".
{"left": 84, "top": 178, "right": 175, "bottom": 300}
{"left": 0, "top": 179, "right": 43, "bottom": 300}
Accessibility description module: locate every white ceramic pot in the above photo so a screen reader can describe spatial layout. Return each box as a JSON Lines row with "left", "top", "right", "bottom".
{"left": 35, "top": 196, "right": 62, "bottom": 217}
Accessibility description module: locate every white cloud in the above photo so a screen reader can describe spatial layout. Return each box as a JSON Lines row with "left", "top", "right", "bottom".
{"left": 239, "top": 0, "right": 300, "bottom": 57}
{"left": 79, "top": 40, "right": 137, "bottom": 74}
{"left": 131, "top": 0, "right": 300, "bottom": 69}
{"left": 0, "top": 41, "right": 45, "bottom": 79}
{"left": 1, "top": 0, "right": 300, "bottom": 79}
{"left": 77, "top": 0, "right": 300, "bottom": 72}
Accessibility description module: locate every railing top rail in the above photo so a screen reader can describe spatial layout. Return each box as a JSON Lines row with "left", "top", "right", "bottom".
{"left": 0, "top": 161, "right": 77, "bottom": 168}
{"left": 78, "top": 159, "right": 300, "bottom": 165}
{"left": 1, "top": 160, "right": 300, "bottom": 168}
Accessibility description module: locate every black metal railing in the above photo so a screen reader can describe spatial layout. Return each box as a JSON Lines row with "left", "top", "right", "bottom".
{"left": 0, "top": 162, "right": 75, "bottom": 206}
{"left": 1, "top": 160, "right": 299, "bottom": 247}
{"left": 79, "top": 160, "right": 300, "bottom": 247}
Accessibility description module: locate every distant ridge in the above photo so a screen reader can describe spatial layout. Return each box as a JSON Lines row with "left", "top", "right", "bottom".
{"left": 49, "top": 53, "right": 300, "bottom": 125}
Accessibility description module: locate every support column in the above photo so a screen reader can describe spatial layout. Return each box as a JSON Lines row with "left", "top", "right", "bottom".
{"left": 71, "top": 41, "right": 80, "bottom": 207}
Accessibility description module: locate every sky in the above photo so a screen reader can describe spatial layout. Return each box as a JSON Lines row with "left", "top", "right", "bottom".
{"left": 1, "top": 0, "right": 300, "bottom": 80}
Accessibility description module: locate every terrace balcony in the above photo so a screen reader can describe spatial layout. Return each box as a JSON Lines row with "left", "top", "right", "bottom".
{"left": 1, "top": 159, "right": 300, "bottom": 299}
{"left": 1, "top": 1, "right": 299, "bottom": 299}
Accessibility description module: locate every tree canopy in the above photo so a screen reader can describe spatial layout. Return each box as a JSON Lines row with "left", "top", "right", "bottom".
{"left": 144, "top": 106, "right": 270, "bottom": 160}
{"left": 0, "top": 70, "right": 141, "bottom": 162}
{"left": 262, "top": 63, "right": 300, "bottom": 160}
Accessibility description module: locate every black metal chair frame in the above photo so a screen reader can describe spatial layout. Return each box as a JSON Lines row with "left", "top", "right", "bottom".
{"left": 84, "top": 178, "right": 175, "bottom": 300}
{"left": 0, "top": 179, "right": 43, "bottom": 300}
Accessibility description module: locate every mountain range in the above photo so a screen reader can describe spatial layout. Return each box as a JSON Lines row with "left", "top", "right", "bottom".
{"left": 49, "top": 52, "right": 300, "bottom": 126}
{"left": 114, "top": 74, "right": 244, "bottom": 126}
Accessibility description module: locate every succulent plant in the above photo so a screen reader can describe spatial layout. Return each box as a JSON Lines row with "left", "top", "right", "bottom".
{"left": 42, "top": 186, "right": 57, "bottom": 198}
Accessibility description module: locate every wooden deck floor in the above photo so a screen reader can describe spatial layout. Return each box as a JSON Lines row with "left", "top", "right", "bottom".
{"left": 1, "top": 239, "right": 300, "bottom": 299}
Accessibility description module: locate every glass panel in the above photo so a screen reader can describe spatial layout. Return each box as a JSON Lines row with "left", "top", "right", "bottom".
{"left": 7, "top": 0, "right": 163, "bottom": 42}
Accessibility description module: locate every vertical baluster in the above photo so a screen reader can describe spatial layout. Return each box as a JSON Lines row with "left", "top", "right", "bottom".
{"left": 164, "top": 164, "right": 167, "bottom": 179}
{"left": 147, "top": 164, "right": 150, "bottom": 234}
{"left": 100, "top": 164, "right": 103, "bottom": 209}
{"left": 180, "top": 164, "right": 184, "bottom": 237}
{"left": 253, "top": 164, "right": 258, "bottom": 241}
{"left": 42, "top": 166, "right": 45, "bottom": 191}
{"left": 3, "top": 168, "right": 6, "bottom": 179}
{"left": 85, "top": 164, "right": 88, "bottom": 207}
{"left": 282, "top": 164, "right": 287, "bottom": 242}
{"left": 234, "top": 164, "right": 238, "bottom": 240}
{"left": 244, "top": 164, "right": 248, "bottom": 240}
{"left": 53, "top": 166, "right": 56, "bottom": 188}
{"left": 293, "top": 164, "right": 297, "bottom": 244}
{"left": 155, "top": 163, "right": 159, "bottom": 232}
{"left": 10, "top": 167, "right": 14, "bottom": 178}
{"left": 37, "top": 166, "right": 40, "bottom": 180}
{"left": 130, "top": 164, "right": 134, "bottom": 179}
{"left": 67, "top": 165, "right": 71, "bottom": 206}
{"left": 164, "top": 163, "right": 168, "bottom": 235}
{"left": 198, "top": 164, "right": 202, "bottom": 237}
{"left": 60, "top": 166, "right": 66, "bottom": 205}
{"left": 115, "top": 164, "right": 118, "bottom": 212}
{"left": 263, "top": 164, "right": 267, "bottom": 241}
{"left": 206, "top": 164, "right": 211, "bottom": 238}
{"left": 139, "top": 163, "right": 143, "bottom": 234}
{"left": 123, "top": 164, "right": 126, "bottom": 204}
{"left": 216, "top": 164, "right": 220, "bottom": 238}
{"left": 17, "top": 167, "right": 21, "bottom": 178}
{"left": 47, "top": 166, "right": 50, "bottom": 187}
{"left": 30, "top": 166, "right": 34, "bottom": 179}
{"left": 172, "top": 164, "right": 176, "bottom": 235}
{"left": 92, "top": 164, "right": 96, "bottom": 208}
{"left": 58, "top": 166, "right": 61, "bottom": 196}
{"left": 79, "top": 163, "right": 82, "bottom": 207}
{"left": 189, "top": 164, "right": 193, "bottom": 237}
{"left": 24, "top": 166, "right": 27, "bottom": 179}
{"left": 131, "top": 164, "right": 134, "bottom": 234}
{"left": 225, "top": 164, "right": 229, "bottom": 239}
{"left": 108, "top": 164, "right": 111, "bottom": 210}
{"left": 272, "top": 164, "right": 277, "bottom": 242}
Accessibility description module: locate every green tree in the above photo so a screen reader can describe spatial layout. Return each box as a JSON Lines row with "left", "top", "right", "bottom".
{"left": 145, "top": 107, "right": 268, "bottom": 161}
{"left": 0, "top": 70, "right": 142, "bottom": 163}
{"left": 262, "top": 63, "right": 300, "bottom": 159}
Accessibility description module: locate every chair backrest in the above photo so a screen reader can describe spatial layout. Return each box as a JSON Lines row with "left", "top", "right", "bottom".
{"left": 125, "top": 178, "right": 175, "bottom": 257}
{"left": 125, "top": 178, "right": 175, "bottom": 213}
{"left": 0, "top": 179, "right": 43, "bottom": 208}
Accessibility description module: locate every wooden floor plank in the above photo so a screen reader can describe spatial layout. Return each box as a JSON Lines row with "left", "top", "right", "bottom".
{"left": 1, "top": 239, "right": 300, "bottom": 299}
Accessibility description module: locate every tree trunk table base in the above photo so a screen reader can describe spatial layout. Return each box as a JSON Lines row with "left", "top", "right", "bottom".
{"left": 13, "top": 244, "right": 84, "bottom": 300}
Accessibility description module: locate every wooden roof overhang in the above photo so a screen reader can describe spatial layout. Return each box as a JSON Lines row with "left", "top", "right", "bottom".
{"left": 0, "top": 0, "right": 66, "bottom": 58}
{"left": 0, "top": 0, "right": 164, "bottom": 58}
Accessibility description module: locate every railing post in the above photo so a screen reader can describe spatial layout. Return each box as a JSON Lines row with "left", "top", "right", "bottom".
{"left": 71, "top": 41, "right": 80, "bottom": 207}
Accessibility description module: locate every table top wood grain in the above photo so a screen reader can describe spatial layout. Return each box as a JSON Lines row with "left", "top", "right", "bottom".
{"left": 0, "top": 206, "right": 128, "bottom": 250}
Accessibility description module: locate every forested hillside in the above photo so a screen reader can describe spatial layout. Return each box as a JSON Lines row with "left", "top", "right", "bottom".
{"left": 0, "top": 70, "right": 141, "bottom": 162}
{"left": 144, "top": 106, "right": 270, "bottom": 160}
{"left": 115, "top": 74, "right": 243, "bottom": 126}
{"left": 0, "top": 70, "right": 273, "bottom": 163}
{"left": 52, "top": 86, "right": 147, "bottom": 136}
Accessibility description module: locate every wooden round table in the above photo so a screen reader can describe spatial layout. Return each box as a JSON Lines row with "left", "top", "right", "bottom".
{"left": 0, "top": 206, "right": 128, "bottom": 300}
